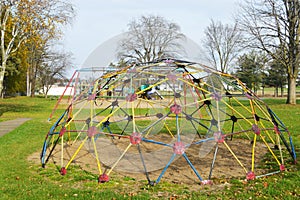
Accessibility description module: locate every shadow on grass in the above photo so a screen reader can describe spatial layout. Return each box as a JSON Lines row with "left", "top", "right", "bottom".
{"left": 262, "top": 98, "right": 300, "bottom": 105}
{"left": 0, "top": 100, "right": 50, "bottom": 117}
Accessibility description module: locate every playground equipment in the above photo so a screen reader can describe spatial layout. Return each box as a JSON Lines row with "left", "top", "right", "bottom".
{"left": 41, "top": 59, "right": 296, "bottom": 185}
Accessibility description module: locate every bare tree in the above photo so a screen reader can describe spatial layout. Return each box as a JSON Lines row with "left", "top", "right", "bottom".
{"left": 118, "top": 15, "right": 186, "bottom": 63}
{"left": 0, "top": 0, "right": 74, "bottom": 97}
{"left": 238, "top": 0, "right": 300, "bottom": 104}
{"left": 202, "top": 19, "right": 243, "bottom": 73}
{"left": 39, "top": 50, "right": 72, "bottom": 98}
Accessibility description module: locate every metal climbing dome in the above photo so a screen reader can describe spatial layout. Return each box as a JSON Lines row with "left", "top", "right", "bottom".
{"left": 41, "top": 59, "right": 296, "bottom": 185}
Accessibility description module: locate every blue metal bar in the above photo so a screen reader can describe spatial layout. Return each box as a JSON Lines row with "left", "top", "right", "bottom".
{"left": 289, "top": 136, "right": 297, "bottom": 161}
{"left": 182, "top": 153, "right": 203, "bottom": 181}
{"left": 176, "top": 114, "right": 180, "bottom": 142}
{"left": 191, "top": 137, "right": 214, "bottom": 145}
{"left": 208, "top": 144, "right": 218, "bottom": 180}
{"left": 41, "top": 109, "right": 68, "bottom": 165}
{"left": 156, "top": 153, "right": 176, "bottom": 184}
{"left": 137, "top": 144, "right": 152, "bottom": 184}
{"left": 255, "top": 170, "right": 281, "bottom": 179}
{"left": 142, "top": 138, "right": 172, "bottom": 147}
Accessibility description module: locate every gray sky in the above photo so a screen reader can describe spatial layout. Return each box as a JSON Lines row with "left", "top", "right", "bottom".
{"left": 62, "top": 0, "right": 240, "bottom": 69}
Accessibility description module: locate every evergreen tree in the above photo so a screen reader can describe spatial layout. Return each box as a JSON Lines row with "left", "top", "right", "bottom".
{"left": 235, "top": 51, "right": 267, "bottom": 94}
{"left": 265, "top": 60, "right": 287, "bottom": 97}
{"left": 3, "top": 49, "right": 27, "bottom": 96}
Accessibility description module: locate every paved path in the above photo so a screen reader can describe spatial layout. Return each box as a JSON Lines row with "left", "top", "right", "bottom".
{"left": 0, "top": 118, "right": 32, "bottom": 137}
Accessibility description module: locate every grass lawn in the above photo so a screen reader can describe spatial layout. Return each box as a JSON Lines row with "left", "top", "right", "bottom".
{"left": 0, "top": 97, "right": 299, "bottom": 199}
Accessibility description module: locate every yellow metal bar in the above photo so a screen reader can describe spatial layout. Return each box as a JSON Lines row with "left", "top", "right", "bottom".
{"left": 95, "top": 101, "right": 127, "bottom": 128}
{"left": 259, "top": 121, "right": 275, "bottom": 144}
{"left": 73, "top": 123, "right": 87, "bottom": 144}
{"left": 67, "top": 124, "right": 71, "bottom": 145}
{"left": 251, "top": 134, "right": 257, "bottom": 172}
{"left": 136, "top": 78, "right": 168, "bottom": 95}
{"left": 260, "top": 135, "right": 281, "bottom": 166}
{"left": 252, "top": 100, "right": 273, "bottom": 122}
{"left": 276, "top": 134, "right": 284, "bottom": 164}
{"left": 65, "top": 136, "right": 88, "bottom": 169}
{"left": 107, "top": 143, "right": 132, "bottom": 175}
{"left": 178, "top": 77, "right": 210, "bottom": 94}
{"left": 92, "top": 136, "right": 102, "bottom": 175}
{"left": 249, "top": 99, "right": 258, "bottom": 172}
{"left": 223, "top": 141, "right": 248, "bottom": 173}
{"left": 232, "top": 97, "right": 252, "bottom": 114}
{"left": 102, "top": 65, "right": 132, "bottom": 79}
{"left": 249, "top": 99, "right": 255, "bottom": 117}
{"left": 236, "top": 121, "right": 251, "bottom": 140}
{"left": 221, "top": 100, "right": 253, "bottom": 125}
{"left": 65, "top": 100, "right": 89, "bottom": 127}
{"left": 164, "top": 122, "right": 175, "bottom": 138}
{"left": 61, "top": 135, "right": 64, "bottom": 167}
{"left": 144, "top": 126, "right": 154, "bottom": 138}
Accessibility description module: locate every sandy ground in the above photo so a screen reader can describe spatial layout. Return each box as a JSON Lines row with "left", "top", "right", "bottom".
{"left": 29, "top": 135, "right": 270, "bottom": 186}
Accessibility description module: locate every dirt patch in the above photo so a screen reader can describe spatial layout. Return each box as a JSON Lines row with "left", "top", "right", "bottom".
{"left": 29, "top": 136, "right": 271, "bottom": 187}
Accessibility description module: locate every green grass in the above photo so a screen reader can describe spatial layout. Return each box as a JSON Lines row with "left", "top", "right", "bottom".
{"left": 0, "top": 97, "right": 299, "bottom": 199}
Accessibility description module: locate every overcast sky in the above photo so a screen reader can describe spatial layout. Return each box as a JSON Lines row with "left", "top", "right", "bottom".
{"left": 62, "top": 0, "right": 241, "bottom": 70}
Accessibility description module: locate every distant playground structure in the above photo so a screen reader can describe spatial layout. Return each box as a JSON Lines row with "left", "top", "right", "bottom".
{"left": 41, "top": 59, "right": 296, "bottom": 185}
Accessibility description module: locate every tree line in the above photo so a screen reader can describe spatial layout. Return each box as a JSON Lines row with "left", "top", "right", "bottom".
{"left": 1, "top": 0, "right": 299, "bottom": 104}
{"left": 201, "top": 0, "right": 299, "bottom": 103}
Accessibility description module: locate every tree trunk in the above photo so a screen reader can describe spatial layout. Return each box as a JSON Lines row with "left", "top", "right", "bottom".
{"left": 0, "top": 60, "right": 7, "bottom": 98}
{"left": 0, "top": 69, "right": 5, "bottom": 98}
{"left": 30, "top": 78, "right": 36, "bottom": 97}
{"left": 286, "top": 76, "right": 297, "bottom": 104}
{"left": 30, "top": 63, "right": 38, "bottom": 97}
{"left": 274, "top": 87, "right": 278, "bottom": 97}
